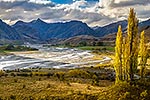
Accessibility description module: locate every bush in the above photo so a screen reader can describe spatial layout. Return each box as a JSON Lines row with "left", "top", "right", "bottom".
{"left": 98, "top": 81, "right": 150, "bottom": 100}
{"left": 0, "top": 70, "right": 4, "bottom": 77}
{"left": 14, "top": 79, "right": 18, "bottom": 83}
{"left": 10, "top": 95, "right": 16, "bottom": 100}
{"left": 16, "top": 73, "right": 30, "bottom": 77}
{"left": 47, "top": 84, "right": 51, "bottom": 88}
{"left": 10, "top": 73, "right": 16, "bottom": 77}
{"left": 5, "top": 44, "right": 15, "bottom": 50}
{"left": 67, "top": 69, "right": 91, "bottom": 79}
{"left": 54, "top": 72, "right": 65, "bottom": 81}
{"left": 20, "top": 69, "right": 31, "bottom": 72}
{"left": 22, "top": 84, "right": 26, "bottom": 89}
{"left": 32, "top": 72, "right": 50, "bottom": 76}
{"left": 140, "top": 90, "right": 148, "bottom": 98}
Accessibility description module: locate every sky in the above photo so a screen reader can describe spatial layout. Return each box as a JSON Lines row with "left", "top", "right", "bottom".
{"left": 0, "top": 0, "right": 149, "bottom": 26}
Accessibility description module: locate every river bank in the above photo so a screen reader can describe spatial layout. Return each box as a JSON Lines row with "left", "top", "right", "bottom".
{"left": 0, "top": 45, "right": 112, "bottom": 70}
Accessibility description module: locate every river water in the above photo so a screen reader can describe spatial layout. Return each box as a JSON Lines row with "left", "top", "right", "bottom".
{"left": 0, "top": 44, "right": 106, "bottom": 70}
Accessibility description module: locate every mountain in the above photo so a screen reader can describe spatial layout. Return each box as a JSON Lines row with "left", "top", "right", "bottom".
{"left": 139, "top": 19, "right": 150, "bottom": 41}
{"left": 45, "top": 20, "right": 95, "bottom": 39}
{"left": 139, "top": 19, "right": 150, "bottom": 27}
{"left": 12, "top": 19, "right": 49, "bottom": 43}
{"left": 0, "top": 18, "right": 149, "bottom": 44}
{"left": 100, "top": 19, "right": 150, "bottom": 42}
{"left": 0, "top": 19, "right": 21, "bottom": 40}
{"left": 93, "top": 20, "right": 127, "bottom": 37}
{"left": 12, "top": 19, "right": 95, "bottom": 42}
{"left": 58, "top": 35, "right": 99, "bottom": 46}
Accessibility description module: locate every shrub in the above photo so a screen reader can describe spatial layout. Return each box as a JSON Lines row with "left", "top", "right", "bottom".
{"left": 38, "top": 78, "right": 41, "bottom": 81}
{"left": 67, "top": 69, "right": 91, "bottom": 79}
{"left": 10, "top": 95, "right": 16, "bottom": 100}
{"left": 10, "top": 73, "right": 16, "bottom": 77}
{"left": 20, "top": 69, "right": 31, "bottom": 72}
{"left": 32, "top": 72, "right": 50, "bottom": 76}
{"left": 54, "top": 72, "right": 65, "bottom": 81}
{"left": 0, "top": 70, "right": 4, "bottom": 77}
{"left": 47, "top": 84, "right": 51, "bottom": 88}
{"left": 22, "top": 84, "right": 26, "bottom": 89}
{"left": 140, "top": 90, "right": 148, "bottom": 99}
{"left": 14, "top": 79, "right": 18, "bottom": 83}
{"left": 66, "top": 82, "right": 71, "bottom": 86}
{"left": 16, "top": 73, "right": 30, "bottom": 77}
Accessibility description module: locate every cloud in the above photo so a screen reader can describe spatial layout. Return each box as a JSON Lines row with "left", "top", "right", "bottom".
{"left": 100, "top": 0, "right": 149, "bottom": 8}
{"left": 0, "top": 0, "right": 149, "bottom": 26}
{"left": 99, "top": 0, "right": 150, "bottom": 22}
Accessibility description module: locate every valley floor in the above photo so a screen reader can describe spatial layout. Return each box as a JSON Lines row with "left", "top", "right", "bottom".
{"left": 0, "top": 67, "right": 114, "bottom": 100}
{"left": 1, "top": 67, "right": 150, "bottom": 100}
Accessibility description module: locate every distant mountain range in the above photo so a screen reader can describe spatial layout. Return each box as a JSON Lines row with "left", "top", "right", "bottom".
{"left": 12, "top": 19, "right": 95, "bottom": 43}
{"left": 93, "top": 20, "right": 127, "bottom": 37}
{"left": 0, "top": 18, "right": 149, "bottom": 44}
{"left": 100, "top": 19, "right": 150, "bottom": 42}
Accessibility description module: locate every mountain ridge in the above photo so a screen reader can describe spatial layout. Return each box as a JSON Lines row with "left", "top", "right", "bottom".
{"left": 0, "top": 19, "right": 21, "bottom": 40}
{"left": 12, "top": 19, "right": 95, "bottom": 42}
{"left": 0, "top": 18, "right": 149, "bottom": 44}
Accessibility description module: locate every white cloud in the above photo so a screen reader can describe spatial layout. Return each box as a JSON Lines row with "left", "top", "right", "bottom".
{"left": 0, "top": 0, "right": 149, "bottom": 26}
{"left": 98, "top": 0, "right": 150, "bottom": 22}
{"left": 29, "top": 0, "right": 53, "bottom": 4}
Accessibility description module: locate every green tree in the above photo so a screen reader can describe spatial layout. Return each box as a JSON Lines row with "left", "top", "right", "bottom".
{"left": 139, "top": 31, "right": 148, "bottom": 79}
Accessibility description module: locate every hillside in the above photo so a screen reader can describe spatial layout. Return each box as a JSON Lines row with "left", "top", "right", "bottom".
{"left": 100, "top": 19, "right": 150, "bottom": 42}
{"left": 12, "top": 19, "right": 95, "bottom": 42}
{"left": 0, "top": 19, "right": 22, "bottom": 44}
{"left": 58, "top": 35, "right": 99, "bottom": 46}
{"left": 93, "top": 20, "right": 127, "bottom": 37}
{"left": 0, "top": 18, "right": 149, "bottom": 44}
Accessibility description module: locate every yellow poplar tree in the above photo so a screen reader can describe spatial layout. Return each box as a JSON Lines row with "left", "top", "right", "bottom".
{"left": 122, "top": 37, "right": 128, "bottom": 81}
{"left": 126, "top": 8, "right": 139, "bottom": 81}
{"left": 114, "top": 8, "right": 139, "bottom": 83}
{"left": 114, "top": 8, "right": 149, "bottom": 83}
{"left": 139, "top": 31, "right": 148, "bottom": 78}
{"left": 114, "top": 25, "right": 123, "bottom": 83}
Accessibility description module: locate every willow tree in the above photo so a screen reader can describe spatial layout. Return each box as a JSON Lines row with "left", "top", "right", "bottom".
{"left": 125, "top": 8, "right": 139, "bottom": 81}
{"left": 139, "top": 31, "right": 148, "bottom": 79}
{"left": 114, "top": 25, "right": 123, "bottom": 83}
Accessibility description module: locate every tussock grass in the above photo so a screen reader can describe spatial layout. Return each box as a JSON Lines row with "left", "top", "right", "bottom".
{"left": 0, "top": 67, "right": 114, "bottom": 99}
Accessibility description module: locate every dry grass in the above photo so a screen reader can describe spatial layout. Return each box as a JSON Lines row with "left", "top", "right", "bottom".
{"left": 0, "top": 76, "right": 106, "bottom": 99}
{"left": 10, "top": 51, "right": 40, "bottom": 54}
{"left": 92, "top": 54, "right": 103, "bottom": 60}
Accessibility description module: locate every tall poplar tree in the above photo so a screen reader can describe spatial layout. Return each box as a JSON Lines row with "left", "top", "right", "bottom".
{"left": 139, "top": 31, "right": 148, "bottom": 78}
{"left": 126, "top": 8, "right": 139, "bottom": 81}
{"left": 114, "top": 25, "right": 123, "bottom": 83}
{"left": 114, "top": 8, "right": 140, "bottom": 83}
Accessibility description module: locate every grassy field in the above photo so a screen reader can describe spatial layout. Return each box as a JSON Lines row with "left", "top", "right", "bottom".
{"left": 0, "top": 67, "right": 114, "bottom": 100}
{"left": 1, "top": 45, "right": 150, "bottom": 100}
{"left": 0, "top": 45, "right": 38, "bottom": 55}
{"left": 77, "top": 46, "right": 115, "bottom": 52}
{"left": 1, "top": 66, "right": 150, "bottom": 100}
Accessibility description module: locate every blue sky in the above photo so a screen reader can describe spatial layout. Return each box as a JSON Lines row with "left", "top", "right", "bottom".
{"left": 51, "top": 0, "right": 73, "bottom": 4}
{"left": 0, "top": 0, "right": 149, "bottom": 26}
{"left": 51, "top": 0, "right": 99, "bottom": 4}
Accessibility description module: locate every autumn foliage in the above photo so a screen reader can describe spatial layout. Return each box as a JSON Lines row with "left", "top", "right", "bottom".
{"left": 114, "top": 8, "right": 148, "bottom": 83}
